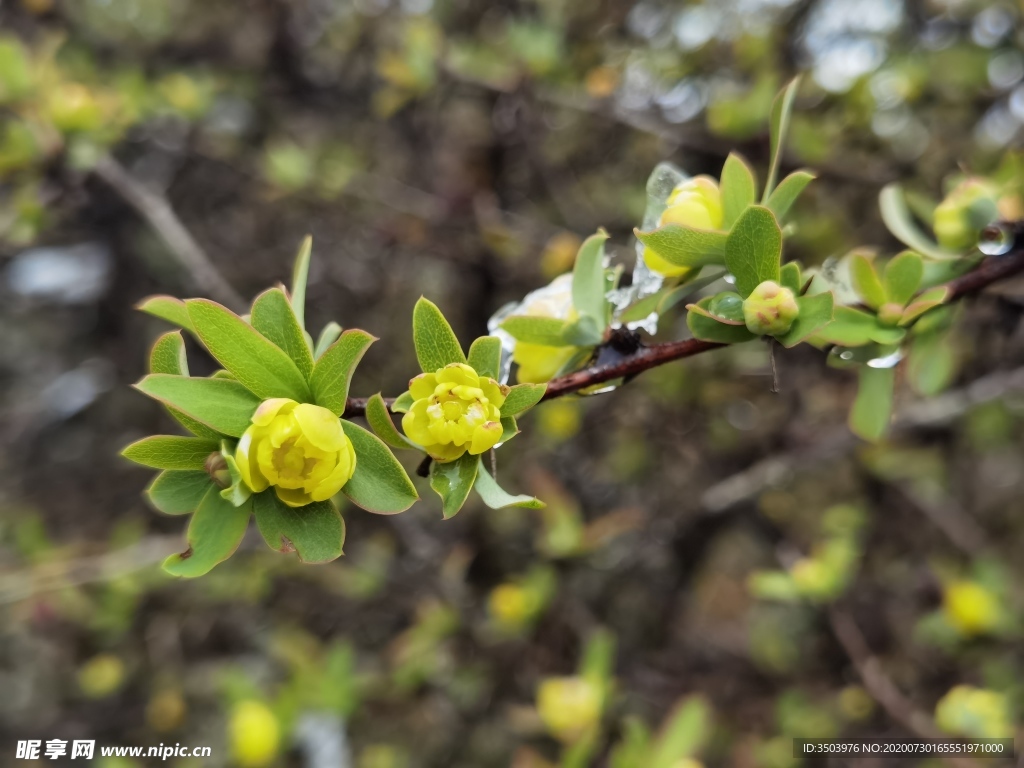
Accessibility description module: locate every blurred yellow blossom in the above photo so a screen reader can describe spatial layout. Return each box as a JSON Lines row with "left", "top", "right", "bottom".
{"left": 228, "top": 700, "right": 280, "bottom": 768}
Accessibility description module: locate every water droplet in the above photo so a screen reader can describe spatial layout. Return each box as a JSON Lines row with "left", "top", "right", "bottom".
{"left": 867, "top": 349, "right": 904, "bottom": 369}
{"left": 978, "top": 223, "right": 1014, "bottom": 256}
{"left": 840, "top": 350, "right": 854, "bottom": 360}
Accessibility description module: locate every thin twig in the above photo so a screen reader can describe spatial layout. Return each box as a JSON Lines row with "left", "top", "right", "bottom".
{"left": 343, "top": 226, "right": 1024, "bottom": 418}
{"left": 93, "top": 155, "right": 247, "bottom": 311}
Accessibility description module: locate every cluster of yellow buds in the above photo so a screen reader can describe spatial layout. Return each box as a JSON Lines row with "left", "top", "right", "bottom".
{"left": 644, "top": 176, "right": 724, "bottom": 278}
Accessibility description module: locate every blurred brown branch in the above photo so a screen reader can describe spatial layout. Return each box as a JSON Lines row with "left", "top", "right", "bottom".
{"left": 344, "top": 226, "right": 1024, "bottom": 418}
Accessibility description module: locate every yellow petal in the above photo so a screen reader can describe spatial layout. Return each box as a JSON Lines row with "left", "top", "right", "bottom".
{"left": 293, "top": 403, "right": 346, "bottom": 451}
{"left": 480, "top": 378, "right": 508, "bottom": 408}
{"left": 435, "top": 363, "right": 478, "bottom": 387}
{"left": 310, "top": 448, "right": 356, "bottom": 501}
{"left": 252, "top": 398, "right": 295, "bottom": 427}
{"left": 402, "top": 401, "right": 436, "bottom": 446}
{"left": 425, "top": 441, "right": 466, "bottom": 462}
{"left": 235, "top": 427, "right": 269, "bottom": 492}
{"left": 469, "top": 421, "right": 502, "bottom": 454}
{"left": 276, "top": 486, "right": 314, "bottom": 508}
{"left": 409, "top": 372, "right": 438, "bottom": 401}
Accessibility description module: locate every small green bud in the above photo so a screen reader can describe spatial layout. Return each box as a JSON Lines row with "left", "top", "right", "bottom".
{"left": 742, "top": 281, "right": 799, "bottom": 336}
{"left": 205, "top": 451, "right": 231, "bottom": 489}
{"left": 877, "top": 302, "right": 904, "bottom": 326}
{"left": 933, "top": 178, "right": 998, "bottom": 252}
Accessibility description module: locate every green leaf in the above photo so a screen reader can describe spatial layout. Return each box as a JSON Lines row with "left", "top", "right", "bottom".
{"left": 413, "top": 297, "right": 466, "bottom": 372}
{"left": 561, "top": 315, "right": 604, "bottom": 346}
{"left": 908, "top": 332, "right": 956, "bottom": 396}
{"left": 901, "top": 286, "right": 950, "bottom": 326}
{"left": 467, "top": 335, "right": 503, "bottom": 380}
{"left": 310, "top": 330, "right": 376, "bottom": 415}
{"left": 122, "top": 436, "right": 220, "bottom": 470}
{"left": 314, "top": 322, "right": 343, "bottom": 360}
{"left": 879, "top": 185, "right": 956, "bottom": 261}
{"left": 883, "top": 251, "right": 924, "bottom": 306}
{"left": 634, "top": 225, "right": 728, "bottom": 270}
{"left": 850, "top": 253, "right": 886, "bottom": 309}
{"left": 137, "top": 295, "right": 195, "bottom": 334}
{"left": 186, "top": 299, "right": 312, "bottom": 401}
{"left": 500, "top": 383, "right": 546, "bottom": 417}
{"left": 720, "top": 153, "right": 757, "bottom": 230}
{"left": 849, "top": 365, "right": 896, "bottom": 442}
{"left": 777, "top": 292, "right": 834, "bottom": 348}
{"left": 218, "top": 445, "right": 252, "bottom": 507}
{"left": 650, "top": 697, "right": 711, "bottom": 768}
{"left": 135, "top": 374, "right": 261, "bottom": 437}
{"left": 290, "top": 235, "right": 312, "bottom": 329}
{"left": 365, "top": 393, "right": 416, "bottom": 450}
{"left": 812, "top": 306, "right": 907, "bottom": 347}
{"left": 429, "top": 453, "right": 478, "bottom": 519}
{"left": 341, "top": 421, "right": 418, "bottom": 514}
{"left": 572, "top": 230, "right": 610, "bottom": 327}
{"left": 763, "top": 76, "right": 800, "bottom": 202}
{"left": 725, "top": 205, "right": 783, "bottom": 297}
{"left": 253, "top": 491, "right": 345, "bottom": 563}
{"left": 765, "top": 171, "right": 815, "bottom": 221}
{"left": 163, "top": 487, "right": 252, "bottom": 578}
{"left": 686, "top": 297, "right": 757, "bottom": 344}
{"left": 392, "top": 390, "right": 414, "bottom": 413}
{"left": 499, "top": 315, "right": 570, "bottom": 346}
{"left": 619, "top": 270, "right": 726, "bottom": 324}
{"left": 148, "top": 332, "right": 223, "bottom": 439}
{"left": 145, "top": 470, "right": 213, "bottom": 516}
{"left": 474, "top": 461, "right": 544, "bottom": 509}
{"left": 780, "top": 262, "right": 802, "bottom": 295}
{"left": 500, "top": 416, "right": 519, "bottom": 442}
{"left": 250, "top": 287, "right": 315, "bottom": 379}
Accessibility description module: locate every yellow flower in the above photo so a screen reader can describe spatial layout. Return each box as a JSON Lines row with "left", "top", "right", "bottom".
{"left": 537, "top": 676, "right": 603, "bottom": 742}
{"left": 228, "top": 700, "right": 280, "bottom": 768}
{"left": 644, "top": 176, "right": 724, "bottom": 278}
{"left": 235, "top": 399, "right": 356, "bottom": 508}
{"left": 943, "top": 580, "right": 1001, "bottom": 636}
{"left": 489, "top": 583, "right": 531, "bottom": 629}
{"left": 935, "top": 686, "right": 1013, "bottom": 739}
{"left": 513, "top": 342, "right": 578, "bottom": 384}
{"left": 402, "top": 363, "right": 506, "bottom": 461}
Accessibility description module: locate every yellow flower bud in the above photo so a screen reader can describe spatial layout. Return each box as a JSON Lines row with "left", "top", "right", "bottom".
{"left": 235, "top": 399, "right": 356, "bottom": 508}
{"left": 78, "top": 654, "right": 126, "bottom": 699}
{"left": 742, "top": 281, "right": 799, "bottom": 336}
{"left": 537, "top": 676, "right": 603, "bottom": 742}
{"left": 47, "top": 83, "right": 103, "bottom": 133}
{"left": 933, "top": 179, "right": 998, "bottom": 252}
{"left": 942, "top": 580, "right": 1001, "bottom": 636}
{"left": 935, "top": 686, "right": 1013, "bottom": 739}
{"left": 489, "top": 583, "right": 531, "bottom": 629}
{"left": 228, "top": 700, "right": 280, "bottom": 768}
{"left": 513, "top": 342, "right": 578, "bottom": 384}
{"left": 644, "top": 176, "right": 724, "bottom": 278}
{"left": 402, "top": 363, "right": 506, "bottom": 461}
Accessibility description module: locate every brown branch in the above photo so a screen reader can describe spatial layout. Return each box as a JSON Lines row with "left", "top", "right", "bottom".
{"left": 93, "top": 155, "right": 247, "bottom": 312}
{"left": 343, "top": 225, "right": 1024, "bottom": 419}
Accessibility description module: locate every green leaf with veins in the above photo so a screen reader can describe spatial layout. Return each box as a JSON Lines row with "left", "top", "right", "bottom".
{"left": 122, "top": 435, "right": 220, "bottom": 470}
{"left": 250, "top": 287, "right": 315, "bottom": 379}
{"left": 310, "top": 330, "right": 376, "bottom": 415}
{"left": 253, "top": 491, "right": 345, "bottom": 563}
{"left": 634, "top": 225, "right": 728, "bottom": 270}
{"left": 474, "top": 460, "right": 544, "bottom": 509}
{"left": 725, "top": 205, "right": 782, "bottom": 298}
{"left": 340, "top": 421, "right": 418, "bottom": 514}
{"left": 413, "top": 297, "right": 466, "bottom": 372}
{"left": 145, "top": 470, "right": 213, "bottom": 515}
{"left": 572, "top": 230, "right": 610, "bottom": 328}
{"left": 134, "top": 374, "right": 261, "bottom": 437}
{"left": 163, "top": 488, "right": 252, "bottom": 577}
{"left": 429, "top": 453, "right": 478, "bottom": 519}
{"left": 720, "top": 153, "right": 757, "bottom": 230}
{"left": 467, "top": 335, "right": 503, "bottom": 380}
{"left": 777, "top": 292, "right": 834, "bottom": 348}
{"left": 883, "top": 251, "right": 924, "bottom": 306}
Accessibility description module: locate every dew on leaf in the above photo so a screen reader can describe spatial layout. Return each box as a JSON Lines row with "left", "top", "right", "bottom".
{"left": 978, "top": 223, "right": 1014, "bottom": 256}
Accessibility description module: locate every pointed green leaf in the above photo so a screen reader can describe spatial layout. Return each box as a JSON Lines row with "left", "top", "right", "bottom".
{"left": 650, "top": 697, "right": 711, "bottom": 768}
{"left": 812, "top": 306, "right": 907, "bottom": 347}
{"left": 501, "top": 383, "right": 546, "bottom": 418}
{"left": 290, "top": 235, "right": 312, "bottom": 329}
{"left": 145, "top": 470, "right": 213, "bottom": 516}
{"left": 148, "top": 332, "right": 223, "bottom": 439}
{"left": 561, "top": 315, "right": 604, "bottom": 346}
{"left": 900, "top": 286, "right": 950, "bottom": 326}
{"left": 186, "top": 299, "right": 312, "bottom": 401}
{"left": 253, "top": 491, "right": 345, "bottom": 563}
{"left": 634, "top": 225, "right": 728, "bottom": 270}
{"left": 250, "top": 287, "right": 315, "bottom": 379}
{"left": 883, "top": 251, "right": 924, "bottom": 306}
{"left": 572, "top": 230, "right": 610, "bottom": 327}
{"left": 780, "top": 262, "right": 802, "bottom": 295}
{"left": 765, "top": 171, "right": 815, "bottom": 221}
{"left": 725, "top": 205, "right": 783, "bottom": 297}
{"left": 849, "top": 365, "right": 896, "bottom": 442}
{"left": 413, "top": 297, "right": 466, "bottom": 372}
{"left": 720, "top": 152, "right": 757, "bottom": 229}
{"left": 122, "top": 436, "right": 220, "bottom": 470}
{"left": 879, "top": 185, "right": 956, "bottom": 261}
{"left": 686, "top": 297, "right": 757, "bottom": 344}
{"left": 474, "top": 461, "right": 544, "bottom": 509}
{"left": 163, "top": 487, "right": 252, "bottom": 577}
{"left": 618, "top": 270, "right": 726, "bottom": 324}
{"left": 310, "top": 330, "right": 375, "bottom": 415}
{"left": 500, "top": 416, "right": 519, "bottom": 443}
{"left": 135, "top": 374, "right": 261, "bottom": 437}
{"left": 763, "top": 76, "right": 800, "bottom": 201}
{"left": 500, "top": 316, "right": 571, "bottom": 346}
{"left": 392, "top": 390, "right": 414, "bottom": 413}
{"left": 341, "top": 421, "right": 418, "bottom": 514}
{"left": 429, "top": 453, "right": 478, "bottom": 519}
{"left": 365, "top": 393, "right": 416, "bottom": 450}
{"left": 467, "top": 335, "right": 503, "bottom": 380}
{"left": 314, "top": 321, "right": 343, "bottom": 360}
{"left": 850, "top": 253, "right": 886, "bottom": 309}
{"left": 137, "top": 295, "right": 195, "bottom": 334}
{"left": 907, "top": 332, "right": 956, "bottom": 396}
{"left": 777, "top": 292, "right": 834, "bottom": 348}
{"left": 218, "top": 447, "right": 252, "bottom": 507}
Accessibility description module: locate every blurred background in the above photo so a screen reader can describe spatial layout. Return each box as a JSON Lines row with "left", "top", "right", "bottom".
{"left": 0, "top": 0, "right": 1023, "bottom": 765}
